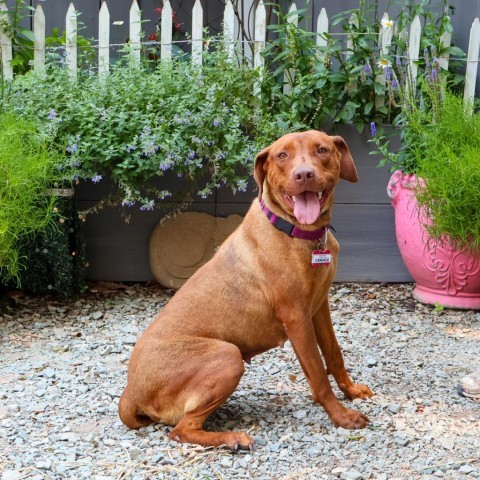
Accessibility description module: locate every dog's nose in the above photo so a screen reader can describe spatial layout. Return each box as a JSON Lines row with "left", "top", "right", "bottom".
{"left": 292, "top": 166, "right": 315, "bottom": 183}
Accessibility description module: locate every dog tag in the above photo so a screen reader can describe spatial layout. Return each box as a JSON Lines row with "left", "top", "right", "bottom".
{"left": 311, "top": 249, "right": 331, "bottom": 267}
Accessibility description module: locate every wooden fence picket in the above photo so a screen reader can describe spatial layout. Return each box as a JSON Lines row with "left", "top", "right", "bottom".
{"left": 253, "top": 1, "right": 266, "bottom": 71}
{"left": 407, "top": 15, "right": 421, "bottom": 91}
{"left": 33, "top": 4, "right": 45, "bottom": 73}
{"left": 192, "top": 0, "right": 203, "bottom": 66}
{"left": 464, "top": 17, "right": 480, "bottom": 106}
{"left": 376, "top": 13, "right": 394, "bottom": 108}
{"left": 0, "top": 1, "right": 13, "bottom": 81}
{"left": 345, "top": 12, "right": 359, "bottom": 93}
{"left": 224, "top": 0, "right": 235, "bottom": 60}
{"left": 129, "top": 0, "right": 141, "bottom": 65}
{"left": 253, "top": 0, "right": 266, "bottom": 95}
{"left": 65, "top": 3, "right": 77, "bottom": 78}
{"left": 283, "top": 3, "right": 298, "bottom": 94}
{"left": 160, "top": 0, "right": 173, "bottom": 61}
{"left": 438, "top": 16, "right": 452, "bottom": 71}
{"left": 98, "top": 1, "right": 110, "bottom": 75}
{"left": 316, "top": 8, "right": 328, "bottom": 49}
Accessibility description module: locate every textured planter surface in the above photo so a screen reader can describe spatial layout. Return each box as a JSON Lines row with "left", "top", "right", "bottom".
{"left": 388, "top": 170, "right": 480, "bottom": 309}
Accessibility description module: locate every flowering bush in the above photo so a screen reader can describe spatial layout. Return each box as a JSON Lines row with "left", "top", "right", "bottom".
{"left": 370, "top": 49, "right": 480, "bottom": 252}
{"left": 260, "top": 0, "right": 463, "bottom": 132}
{"left": 6, "top": 47, "right": 291, "bottom": 210}
{"left": 370, "top": 48, "right": 451, "bottom": 173}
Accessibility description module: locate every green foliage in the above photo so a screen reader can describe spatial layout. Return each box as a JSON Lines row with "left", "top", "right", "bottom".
{"left": 0, "top": 112, "right": 65, "bottom": 283}
{"left": 5, "top": 46, "right": 292, "bottom": 209}
{"left": 0, "top": 0, "right": 95, "bottom": 79}
{"left": 45, "top": 27, "right": 96, "bottom": 69}
{"left": 372, "top": 63, "right": 480, "bottom": 251}
{"left": 412, "top": 90, "right": 480, "bottom": 252}
{"left": 0, "top": 0, "right": 35, "bottom": 75}
{"left": 260, "top": 0, "right": 463, "bottom": 132}
{"left": 15, "top": 197, "right": 87, "bottom": 298}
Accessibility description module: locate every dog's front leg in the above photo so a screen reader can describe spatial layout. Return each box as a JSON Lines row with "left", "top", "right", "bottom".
{"left": 313, "top": 300, "right": 373, "bottom": 401}
{"left": 281, "top": 309, "right": 369, "bottom": 429}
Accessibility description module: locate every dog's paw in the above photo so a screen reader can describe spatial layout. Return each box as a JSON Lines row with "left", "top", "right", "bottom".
{"left": 223, "top": 432, "right": 255, "bottom": 451}
{"left": 342, "top": 383, "right": 374, "bottom": 401}
{"left": 331, "top": 407, "right": 370, "bottom": 430}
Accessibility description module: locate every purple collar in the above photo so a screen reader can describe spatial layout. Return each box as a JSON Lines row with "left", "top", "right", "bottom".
{"left": 260, "top": 199, "right": 328, "bottom": 241}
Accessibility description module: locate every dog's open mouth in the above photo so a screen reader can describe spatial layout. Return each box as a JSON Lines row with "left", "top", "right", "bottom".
{"left": 283, "top": 188, "right": 331, "bottom": 225}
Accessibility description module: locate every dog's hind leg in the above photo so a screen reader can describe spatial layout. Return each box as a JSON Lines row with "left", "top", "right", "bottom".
{"left": 168, "top": 340, "right": 254, "bottom": 450}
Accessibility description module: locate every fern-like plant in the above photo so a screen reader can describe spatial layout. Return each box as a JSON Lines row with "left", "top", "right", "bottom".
{"left": 413, "top": 90, "right": 480, "bottom": 252}
{"left": 0, "top": 112, "right": 65, "bottom": 284}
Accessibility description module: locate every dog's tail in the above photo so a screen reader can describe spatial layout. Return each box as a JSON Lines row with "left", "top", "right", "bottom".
{"left": 118, "top": 388, "right": 154, "bottom": 429}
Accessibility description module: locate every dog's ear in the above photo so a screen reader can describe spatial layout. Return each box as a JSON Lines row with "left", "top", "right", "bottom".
{"left": 254, "top": 147, "right": 270, "bottom": 199}
{"left": 331, "top": 136, "right": 358, "bottom": 183}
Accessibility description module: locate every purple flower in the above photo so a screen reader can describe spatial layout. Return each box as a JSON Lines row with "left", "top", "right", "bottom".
{"left": 370, "top": 122, "right": 377, "bottom": 137}
{"left": 159, "top": 159, "right": 174, "bottom": 171}
{"left": 213, "top": 119, "right": 220, "bottom": 127}
{"left": 188, "top": 150, "right": 196, "bottom": 160}
{"left": 91, "top": 175, "right": 103, "bottom": 183}
{"left": 66, "top": 144, "right": 78, "bottom": 154}
{"left": 236, "top": 179, "right": 248, "bottom": 192}
{"left": 431, "top": 68, "right": 437, "bottom": 80}
{"left": 364, "top": 63, "right": 372, "bottom": 74}
{"left": 47, "top": 109, "right": 57, "bottom": 120}
{"left": 140, "top": 200, "right": 155, "bottom": 211}
{"left": 126, "top": 144, "right": 137, "bottom": 153}
{"left": 392, "top": 79, "right": 399, "bottom": 90}
{"left": 424, "top": 48, "right": 430, "bottom": 68}
{"left": 385, "top": 66, "right": 391, "bottom": 81}
{"left": 122, "top": 199, "right": 136, "bottom": 207}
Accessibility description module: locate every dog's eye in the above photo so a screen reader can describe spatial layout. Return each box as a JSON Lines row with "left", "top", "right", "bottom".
{"left": 278, "top": 152, "right": 288, "bottom": 159}
{"left": 317, "top": 147, "right": 328, "bottom": 154}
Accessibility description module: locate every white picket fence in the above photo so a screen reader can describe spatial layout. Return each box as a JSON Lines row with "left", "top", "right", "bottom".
{"left": 1, "top": 0, "right": 480, "bottom": 103}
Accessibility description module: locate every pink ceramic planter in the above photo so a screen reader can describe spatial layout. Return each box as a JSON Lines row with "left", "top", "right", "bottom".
{"left": 388, "top": 170, "right": 480, "bottom": 310}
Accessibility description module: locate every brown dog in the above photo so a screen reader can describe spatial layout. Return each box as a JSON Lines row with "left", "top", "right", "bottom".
{"left": 118, "top": 130, "right": 373, "bottom": 450}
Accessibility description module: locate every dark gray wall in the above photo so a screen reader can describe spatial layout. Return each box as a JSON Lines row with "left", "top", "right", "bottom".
{"left": 75, "top": 125, "right": 412, "bottom": 284}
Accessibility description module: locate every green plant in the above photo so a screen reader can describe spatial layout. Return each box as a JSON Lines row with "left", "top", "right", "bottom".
{"left": 0, "top": 0, "right": 95, "bottom": 81}
{"left": 371, "top": 58, "right": 480, "bottom": 252}
{"left": 413, "top": 89, "right": 480, "bottom": 252}
{"left": 0, "top": 0, "right": 35, "bottom": 75}
{"left": 14, "top": 197, "right": 87, "bottom": 298}
{"left": 0, "top": 111, "right": 68, "bottom": 284}
{"left": 5, "top": 45, "right": 291, "bottom": 209}
{"left": 260, "top": 0, "right": 463, "bottom": 132}
{"left": 45, "top": 26, "right": 96, "bottom": 69}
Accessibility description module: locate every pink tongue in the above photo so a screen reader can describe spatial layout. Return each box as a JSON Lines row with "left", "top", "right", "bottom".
{"left": 293, "top": 192, "right": 321, "bottom": 224}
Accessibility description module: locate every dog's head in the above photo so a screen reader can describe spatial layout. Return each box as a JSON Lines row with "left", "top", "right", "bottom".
{"left": 254, "top": 130, "right": 357, "bottom": 226}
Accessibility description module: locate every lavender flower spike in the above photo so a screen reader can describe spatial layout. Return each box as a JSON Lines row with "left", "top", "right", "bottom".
{"left": 370, "top": 122, "right": 377, "bottom": 137}
{"left": 385, "top": 66, "right": 391, "bottom": 81}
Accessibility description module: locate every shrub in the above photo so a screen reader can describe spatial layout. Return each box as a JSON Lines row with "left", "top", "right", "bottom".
{"left": 5, "top": 47, "right": 294, "bottom": 210}
{"left": 0, "top": 112, "right": 67, "bottom": 283}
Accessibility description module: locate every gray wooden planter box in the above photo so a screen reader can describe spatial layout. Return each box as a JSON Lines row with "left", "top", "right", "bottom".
{"left": 75, "top": 125, "right": 412, "bottom": 283}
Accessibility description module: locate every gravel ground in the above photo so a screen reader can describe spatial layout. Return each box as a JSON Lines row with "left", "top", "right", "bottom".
{"left": 1, "top": 282, "right": 479, "bottom": 480}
